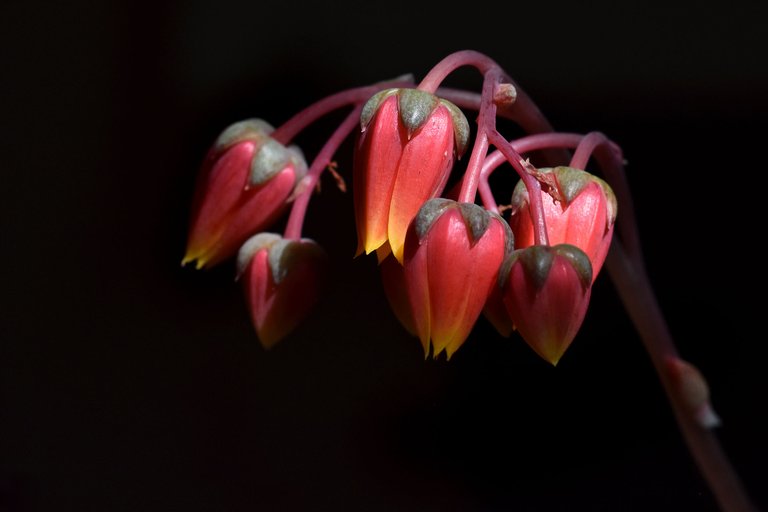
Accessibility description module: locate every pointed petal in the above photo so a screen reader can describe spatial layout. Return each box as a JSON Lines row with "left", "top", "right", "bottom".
{"left": 503, "top": 248, "right": 592, "bottom": 365}
{"left": 426, "top": 210, "right": 507, "bottom": 358}
{"left": 387, "top": 104, "right": 454, "bottom": 262}
{"left": 353, "top": 95, "right": 403, "bottom": 256}
{"left": 401, "top": 223, "right": 432, "bottom": 357}
{"left": 204, "top": 167, "right": 296, "bottom": 267}
{"left": 242, "top": 239, "right": 327, "bottom": 349}
{"left": 184, "top": 141, "right": 255, "bottom": 267}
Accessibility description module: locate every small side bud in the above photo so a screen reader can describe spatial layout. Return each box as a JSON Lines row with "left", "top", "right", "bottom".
{"left": 666, "top": 357, "right": 721, "bottom": 429}
{"left": 493, "top": 83, "right": 517, "bottom": 107}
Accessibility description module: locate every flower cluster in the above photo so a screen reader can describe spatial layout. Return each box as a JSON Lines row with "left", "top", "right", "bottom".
{"left": 182, "top": 50, "right": 620, "bottom": 365}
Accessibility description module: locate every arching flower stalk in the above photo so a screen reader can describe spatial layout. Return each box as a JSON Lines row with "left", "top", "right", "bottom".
{"left": 182, "top": 50, "right": 756, "bottom": 512}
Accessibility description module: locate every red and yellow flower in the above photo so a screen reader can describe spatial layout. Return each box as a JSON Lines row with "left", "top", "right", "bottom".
{"left": 383, "top": 199, "right": 512, "bottom": 359}
{"left": 183, "top": 119, "right": 307, "bottom": 269}
{"left": 236, "top": 233, "right": 327, "bottom": 349}
{"left": 353, "top": 88, "right": 469, "bottom": 263}
{"left": 500, "top": 244, "right": 593, "bottom": 365}
{"left": 508, "top": 166, "right": 616, "bottom": 279}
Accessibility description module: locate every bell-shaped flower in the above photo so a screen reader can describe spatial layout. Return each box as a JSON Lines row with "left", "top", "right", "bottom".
{"left": 353, "top": 88, "right": 470, "bottom": 263}
{"left": 508, "top": 166, "right": 616, "bottom": 280}
{"left": 183, "top": 119, "right": 307, "bottom": 269}
{"left": 500, "top": 244, "right": 593, "bottom": 365}
{"left": 236, "top": 233, "right": 327, "bottom": 349}
{"left": 385, "top": 199, "right": 513, "bottom": 359}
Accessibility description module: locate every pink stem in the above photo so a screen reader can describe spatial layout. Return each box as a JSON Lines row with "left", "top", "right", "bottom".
{"left": 437, "top": 87, "right": 571, "bottom": 166}
{"left": 271, "top": 78, "right": 412, "bottom": 144}
{"left": 606, "top": 241, "right": 757, "bottom": 512}
{"left": 457, "top": 70, "right": 497, "bottom": 203}
{"left": 417, "top": 50, "right": 498, "bottom": 93}
{"left": 283, "top": 106, "right": 363, "bottom": 240}
{"left": 485, "top": 129, "right": 549, "bottom": 246}
{"left": 574, "top": 132, "right": 642, "bottom": 266}
{"left": 478, "top": 133, "right": 585, "bottom": 212}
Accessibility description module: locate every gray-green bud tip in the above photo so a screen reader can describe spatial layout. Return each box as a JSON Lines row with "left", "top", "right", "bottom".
{"left": 249, "top": 138, "right": 308, "bottom": 186}
{"left": 236, "top": 233, "right": 325, "bottom": 284}
{"left": 215, "top": 118, "right": 274, "bottom": 151}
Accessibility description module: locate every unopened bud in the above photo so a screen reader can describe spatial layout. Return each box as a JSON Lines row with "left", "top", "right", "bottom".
{"left": 666, "top": 357, "right": 721, "bottom": 429}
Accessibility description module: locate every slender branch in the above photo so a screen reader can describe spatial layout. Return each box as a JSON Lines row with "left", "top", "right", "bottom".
{"left": 417, "top": 50, "right": 498, "bottom": 93}
{"left": 283, "top": 106, "right": 362, "bottom": 240}
{"left": 606, "top": 242, "right": 757, "bottom": 512}
{"left": 437, "top": 87, "right": 572, "bottom": 166}
{"left": 271, "top": 77, "right": 412, "bottom": 144}
{"left": 457, "top": 70, "right": 497, "bottom": 203}
{"left": 485, "top": 129, "right": 549, "bottom": 246}
{"left": 578, "top": 133, "right": 643, "bottom": 266}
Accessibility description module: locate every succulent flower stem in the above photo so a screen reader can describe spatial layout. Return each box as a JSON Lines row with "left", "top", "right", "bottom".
{"left": 283, "top": 105, "right": 363, "bottom": 240}
{"left": 478, "top": 132, "right": 586, "bottom": 213}
{"left": 271, "top": 78, "right": 413, "bottom": 144}
{"left": 417, "top": 50, "right": 499, "bottom": 93}
{"left": 607, "top": 242, "right": 756, "bottom": 512}
{"left": 456, "top": 69, "right": 496, "bottom": 203}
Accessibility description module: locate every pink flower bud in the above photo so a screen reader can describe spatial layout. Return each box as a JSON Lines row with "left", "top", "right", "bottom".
{"left": 183, "top": 119, "right": 307, "bottom": 269}
{"left": 501, "top": 244, "right": 593, "bottom": 365}
{"left": 509, "top": 167, "right": 616, "bottom": 280}
{"left": 236, "top": 233, "right": 327, "bottom": 349}
{"left": 385, "top": 199, "right": 513, "bottom": 359}
{"left": 353, "top": 88, "right": 469, "bottom": 263}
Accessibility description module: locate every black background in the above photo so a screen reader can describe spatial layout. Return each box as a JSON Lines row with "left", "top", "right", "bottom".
{"left": 2, "top": 2, "right": 766, "bottom": 511}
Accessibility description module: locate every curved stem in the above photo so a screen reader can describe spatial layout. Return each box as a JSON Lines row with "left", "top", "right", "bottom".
{"left": 574, "top": 132, "right": 643, "bottom": 267}
{"left": 478, "top": 133, "right": 585, "bottom": 212}
{"left": 457, "top": 70, "right": 497, "bottom": 203}
{"left": 437, "top": 87, "right": 572, "bottom": 166}
{"left": 283, "top": 105, "right": 362, "bottom": 240}
{"left": 606, "top": 242, "right": 757, "bottom": 512}
{"left": 417, "top": 50, "right": 499, "bottom": 93}
{"left": 485, "top": 129, "right": 549, "bottom": 246}
{"left": 271, "top": 77, "right": 412, "bottom": 144}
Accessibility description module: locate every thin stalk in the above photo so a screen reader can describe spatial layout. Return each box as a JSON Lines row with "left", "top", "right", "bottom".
{"left": 457, "top": 70, "right": 496, "bottom": 203}
{"left": 283, "top": 106, "right": 362, "bottom": 240}
{"left": 417, "top": 50, "right": 498, "bottom": 93}
{"left": 576, "top": 132, "right": 643, "bottom": 266}
{"left": 478, "top": 133, "right": 585, "bottom": 212}
{"left": 271, "top": 77, "right": 412, "bottom": 144}
{"left": 606, "top": 242, "right": 757, "bottom": 512}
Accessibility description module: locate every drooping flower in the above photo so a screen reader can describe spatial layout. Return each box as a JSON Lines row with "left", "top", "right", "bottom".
{"left": 183, "top": 119, "right": 307, "bottom": 269}
{"left": 236, "top": 233, "right": 327, "bottom": 349}
{"left": 509, "top": 166, "right": 616, "bottom": 280}
{"left": 353, "top": 88, "right": 470, "bottom": 263}
{"left": 500, "top": 244, "right": 593, "bottom": 365}
{"left": 384, "top": 199, "right": 513, "bottom": 359}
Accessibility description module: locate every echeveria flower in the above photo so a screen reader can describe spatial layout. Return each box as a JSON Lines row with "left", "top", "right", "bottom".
{"left": 236, "top": 233, "right": 327, "bottom": 349}
{"left": 353, "top": 88, "right": 469, "bottom": 263}
{"left": 183, "top": 119, "right": 307, "bottom": 269}
{"left": 385, "top": 199, "right": 512, "bottom": 359}
{"left": 500, "top": 244, "right": 593, "bottom": 365}
{"left": 509, "top": 166, "right": 616, "bottom": 280}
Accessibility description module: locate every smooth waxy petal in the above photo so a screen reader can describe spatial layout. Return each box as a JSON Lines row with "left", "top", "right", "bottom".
{"left": 502, "top": 244, "right": 592, "bottom": 365}
{"left": 353, "top": 95, "right": 403, "bottom": 255}
{"left": 239, "top": 235, "right": 327, "bottom": 349}
{"left": 353, "top": 89, "right": 467, "bottom": 262}
{"left": 183, "top": 121, "right": 307, "bottom": 269}
{"left": 183, "top": 141, "right": 256, "bottom": 268}
{"left": 396, "top": 200, "right": 511, "bottom": 359}
{"left": 387, "top": 104, "right": 454, "bottom": 262}
{"left": 510, "top": 167, "right": 616, "bottom": 280}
